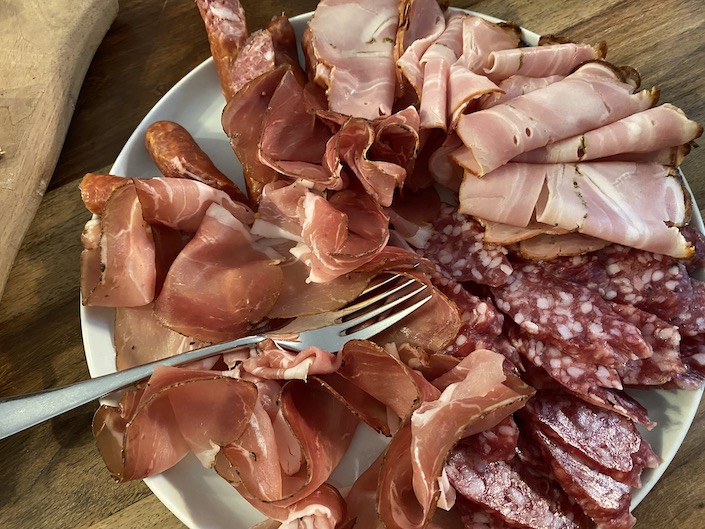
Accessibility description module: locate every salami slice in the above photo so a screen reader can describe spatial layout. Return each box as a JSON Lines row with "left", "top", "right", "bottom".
{"left": 446, "top": 440, "right": 592, "bottom": 529}
{"left": 597, "top": 245, "right": 694, "bottom": 324}
{"left": 492, "top": 264, "right": 652, "bottom": 365}
{"left": 680, "top": 225, "right": 705, "bottom": 275}
{"left": 521, "top": 391, "right": 658, "bottom": 488}
{"left": 670, "top": 278, "right": 705, "bottom": 337}
{"left": 611, "top": 303, "right": 685, "bottom": 386}
{"left": 535, "top": 253, "right": 611, "bottom": 295}
{"left": 431, "top": 270, "right": 504, "bottom": 357}
{"left": 456, "top": 415, "right": 519, "bottom": 463}
{"left": 510, "top": 327, "right": 623, "bottom": 396}
{"left": 419, "top": 203, "right": 513, "bottom": 287}
{"left": 580, "top": 386, "right": 655, "bottom": 429}
{"left": 454, "top": 496, "right": 517, "bottom": 529}
{"left": 663, "top": 333, "right": 705, "bottom": 389}
{"left": 530, "top": 427, "right": 636, "bottom": 529}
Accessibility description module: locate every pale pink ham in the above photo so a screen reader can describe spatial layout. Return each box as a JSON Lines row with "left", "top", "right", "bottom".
{"left": 396, "top": 0, "right": 446, "bottom": 96}
{"left": 417, "top": 12, "right": 464, "bottom": 129}
{"left": 114, "top": 304, "right": 205, "bottom": 370}
{"left": 154, "top": 203, "right": 283, "bottom": 342}
{"left": 258, "top": 69, "right": 333, "bottom": 185}
{"left": 485, "top": 42, "right": 606, "bottom": 81}
{"left": 194, "top": 0, "right": 249, "bottom": 101}
{"left": 428, "top": 134, "right": 464, "bottom": 190}
{"left": 447, "top": 67, "right": 501, "bottom": 129}
{"left": 479, "top": 74, "right": 564, "bottom": 109}
{"left": 479, "top": 219, "right": 570, "bottom": 245}
{"left": 133, "top": 177, "right": 254, "bottom": 232}
{"left": 518, "top": 233, "right": 611, "bottom": 260}
{"left": 458, "top": 163, "right": 548, "bottom": 227}
{"left": 515, "top": 103, "right": 703, "bottom": 163}
{"left": 93, "top": 366, "right": 258, "bottom": 481}
{"left": 298, "top": 189, "right": 389, "bottom": 283}
{"left": 453, "top": 61, "right": 659, "bottom": 176}
{"left": 458, "top": 16, "right": 521, "bottom": 73}
{"left": 82, "top": 184, "right": 156, "bottom": 307}
{"left": 305, "top": 0, "right": 399, "bottom": 119}
{"left": 536, "top": 161, "right": 692, "bottom": 258}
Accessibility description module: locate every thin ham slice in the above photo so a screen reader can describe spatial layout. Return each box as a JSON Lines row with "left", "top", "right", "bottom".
{"left": 82, "top": 184, "right": 156, "bottom": 307}
{"left": 305, "top": 0, "right": 399, "bottom": 120}
{"left": 93, "top": 366, "right": 258, "bottom": 481}
{"left": 133, "top": 176, "right": 254, "bottom": 232}
{"left": 479, "top": 74, "right": 565, "bottom": 109}
{"left": 154, "top": 203, "right": 283, "bottom": 342}
{"left": 515, "top": 103, "right": 703, "bottom": 163}
{"left": 453, "top": 61, "right": 659, "bottom": 176}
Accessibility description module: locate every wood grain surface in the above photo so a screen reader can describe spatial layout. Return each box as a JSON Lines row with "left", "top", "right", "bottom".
{"left": 0, "top": 1, "right": 703, "bottom": 528}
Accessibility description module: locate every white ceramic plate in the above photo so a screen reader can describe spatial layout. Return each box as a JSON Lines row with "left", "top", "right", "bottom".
{"left": 80, "top": 10, "right": 704, "bottom": 529}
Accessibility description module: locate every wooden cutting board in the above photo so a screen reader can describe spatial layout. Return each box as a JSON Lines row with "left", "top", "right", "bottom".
{"left": 0, "top": 0, "right": 118, "bottom": 301}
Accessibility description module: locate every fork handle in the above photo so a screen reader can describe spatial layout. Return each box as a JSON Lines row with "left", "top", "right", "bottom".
{"left": 0, "top": 334, "right": 266, "bottom": 440}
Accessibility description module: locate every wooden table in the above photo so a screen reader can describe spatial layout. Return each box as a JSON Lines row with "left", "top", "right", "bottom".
{"left": 0, "top": 0, "right": 703, "bottom": 527}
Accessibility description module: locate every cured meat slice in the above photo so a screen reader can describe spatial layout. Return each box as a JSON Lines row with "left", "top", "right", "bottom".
{"left": 453, "top": 497, "right": 517, "bottom": 529}
{"left": 485, "top": 42, "right": 605, "bottom": 81}
{"left": 82, "top": 184, "right": 156, "bottom": 307}
{"left": 222, "top": 66, "right": 287, "bottom": 202}
{"left": 580, "top": 386, "right": 655, "bottom": 429}
{"left": 479, "top": 74, "right": 564, "bottom": 109}
{"left": 133, "top": 177, "right": 254, "bottom": 233}
{"left": 522, "top": 391, "right": 659, "bottom": 488}
{"left": 453, "top": 61, "right": 658, "bottom": 176}
{"left": 515, "top": 103, "right": 703, "bottom": 164}
{"left": 431, "top": 270, "right": 504, "bottom": 357}
{"left": 305, "top": 0, "right": 399, "bottom": 119}
{"left": 597, "top": 244, "right": 695, "bottom": 324}
{"left": 297, "top": 189, "right": 390, "bottom": 283}
{"left": 457, "top": 16, "right": 521, "bottom": 73}
{"left": 93, "top": 366, "right": 258, "bottom": 482}
{"left": 611, "top": 303, "right": 685, "bottom": 386}
{"left": 670, "top": 277, "right": 705, "bottom": 337}
{"left": 492, "top": 263, "right": 652, "bottom": 364}
{"left": 446, "top": 443, "right": 591, "bottom": 529}
{"left": 663, "top": 333, "right": 705, "bottom": 389}
{"left": 154, "top": 203, "right": 283, "bottom": 342}
{"left": 510, "top": 329, "right": 623, "bottom": 395}
{"left": 530, "top": 427, "right": 636, "bottom": 529}
{"left": 194, "top": 0, "right": 249, "bottom": 101}
{"left": 454, "top": 415, "right": 519, "bottom": 463}
{"left": 144, "top": 120, "right": 248, "bottom": 203}
{"left": 238, "top": 340, "right": 342, "bottom": 380}
{"left": 419, "top": 203, "right": 513, "bottom": 287}
{"left": 535, "top": 253, "right": 611, "bottom": 295}
{"left": 518, "top": 233, "right": 611, "bottom": 260}
{"left": 681, "top": 224, "right": 705, "bottom": 274}
{"left": 534, "top": 161, "right": 691, "bottom": 258}
{"left": 79, "top": 173, "right": 129, "bottom": 215}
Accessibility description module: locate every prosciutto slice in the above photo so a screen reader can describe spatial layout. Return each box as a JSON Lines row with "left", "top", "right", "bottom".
{"left": 305, "top": 0, "right": 399, "bottom": 119}
{"left": 452, "top": 61, "right": 659, "bottom": 176}
{"left": 154, "top": 203, "right": 283, "bottom": 342}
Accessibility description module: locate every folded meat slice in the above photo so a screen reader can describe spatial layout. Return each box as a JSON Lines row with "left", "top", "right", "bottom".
{"left": 453, "top": 61, "right": 659, "bottom": 176}
{"left": 479, "top": 74, "right": 564, "bottom": 109}
{"left": 457, "top": 16, "right": 521, "bottom": 73}
{"left": 516, "top": 103, "right": 703, "bottom": 163}
{"left": 484, "top": 42, "right": 606, "bottom": 81}
{"left": 297, "top": 189, "right": 389, "bottom": 283}
{"left": 194, "top": 0, "right": 249, "bottom": 101}
{"left": 79, "top": 173, "right": 130, "bottom": 215}
{"left": 154, "top": 203, "right": 283, "bottom": 342}
{"left": 134, "top": 177, "right": 254, "bottom": 233}
{"left": 222, "top": 65, "right": 287, "bottom": 202}
{"left": 93, "top": 366, "right": 258, "bottom": 481}
{"left": 305, "top": 0, "right": 399, "bottom": 119}
{"left": 82, "top": 184, "right": 156, "bottom": 307}
{"left": 536, "top": 161, "right": 692, "bottom": 258}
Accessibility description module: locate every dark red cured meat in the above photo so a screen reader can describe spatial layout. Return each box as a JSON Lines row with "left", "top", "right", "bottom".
{"left": 662, "top": 333, "right": 705, "bottom": 389}
{"left": 610, "top": 303, "right": 685, "bottom": 386}
{"left": 456, "top": 415, "right": 519, "bottom": 463}
{"left": 446, "top": 442, "right": 592, "bottom": 529}
{"left": 454, "top": 496, "right": 517, "bottom": 529}
{"left": 431, "top": 270, "right": 504, "bottom": 357}
{"left": 580, "top": 386, "right": 655, "bottom": 429}
{"left": 680, "top": 225, "right": 705, "bottom": 275}
{"left": 419, "top": 203, "right": 513, "bottom": 287}
{"left": 491, "top": 263, "right": 652, "bottom": 366}
{"left": 597, "top": 245, "right": 694, "bottom": 325}
{"left": 530, "top": 427, "right": 636, "bottom": 529}
{"left": 510, "top": 327, "right": 623, "bottom": 396}
{"left": 533, "top": 253, "right": 611, "bottom": 296}
{"left": 670, "top": 278, "right": 705, "bottom": 337}
{"left": 521, "top": 391, "right": 658, "bottom": 488}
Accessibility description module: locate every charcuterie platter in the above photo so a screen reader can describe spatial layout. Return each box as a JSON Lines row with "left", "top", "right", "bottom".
{"left": 79, "top": 2, "right": 705, "bottom": 528}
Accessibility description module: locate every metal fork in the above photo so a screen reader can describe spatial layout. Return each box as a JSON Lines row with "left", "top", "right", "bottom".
{"left": 0, "top": 274, "right": 430, "bottom": 440}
